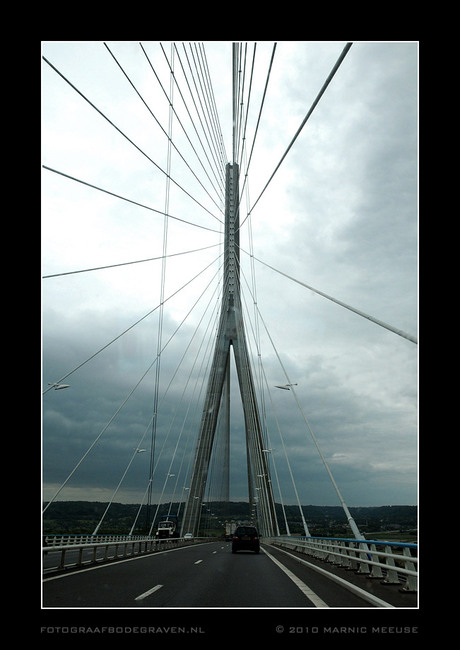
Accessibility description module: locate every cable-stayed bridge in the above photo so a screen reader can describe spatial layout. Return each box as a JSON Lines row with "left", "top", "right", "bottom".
{"left": 41, "top": 41, "right": 418, "bottom": 613}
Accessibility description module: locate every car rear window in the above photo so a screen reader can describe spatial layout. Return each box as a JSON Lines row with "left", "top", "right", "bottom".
{"left": 236, "top": 527, "right": 257, "bottom": 535}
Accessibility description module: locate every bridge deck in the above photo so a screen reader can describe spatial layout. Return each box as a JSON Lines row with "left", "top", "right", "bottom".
{"left": 42, "top": 540, "right": 416, "bottom": 609}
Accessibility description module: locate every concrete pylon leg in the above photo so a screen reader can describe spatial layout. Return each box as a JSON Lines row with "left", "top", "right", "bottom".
{"left": 180, "top": 163, "right": 278, "bottom": 537}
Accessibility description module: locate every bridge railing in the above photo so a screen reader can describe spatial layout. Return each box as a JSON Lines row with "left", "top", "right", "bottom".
{"left": 269, "top": 535, "right": 417, "bottom": 592}
{"left": 42, "top": 535, "right": 212, "bottom": 573}
{"left": 43, "top": 533, "right": 155, "bottom": 547}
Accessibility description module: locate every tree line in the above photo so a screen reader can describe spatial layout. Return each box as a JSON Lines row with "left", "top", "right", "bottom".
{"left": 42, "top": 500, "right": 417, "bottom": 536}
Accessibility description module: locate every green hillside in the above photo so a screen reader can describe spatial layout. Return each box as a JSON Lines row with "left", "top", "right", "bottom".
{"left": 43, "top": 501, "right": 417, "bottom": 538}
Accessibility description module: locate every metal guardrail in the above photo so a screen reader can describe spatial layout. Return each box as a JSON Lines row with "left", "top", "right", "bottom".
{"left": 42, "top": 535, "right": 213, "bottom": 573}
{"left": 270, "top": 535, "right": 418, "bottom": 592}
{"left": 43, "top": 533, "right": 156, "bottom": 547}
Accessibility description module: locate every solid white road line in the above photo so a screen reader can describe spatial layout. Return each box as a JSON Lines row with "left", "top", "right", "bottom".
{"left": 272, "top": 544, "right": 394, "bottom": 608}
{"left": 135, "top": 584, "right": 163, "bottom": 601}
{"left": 43, "top": 542, "right": 217, "bottom": 582}
{"left": 262, "top": 547, "right": 329, "bottom": 608}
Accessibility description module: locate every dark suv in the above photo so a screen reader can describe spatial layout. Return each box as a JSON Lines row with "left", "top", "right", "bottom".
{"left": 232, "top": 525, "right": 260, "bottom": 554}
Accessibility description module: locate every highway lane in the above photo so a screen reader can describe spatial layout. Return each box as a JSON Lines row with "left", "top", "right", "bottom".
{"left": 43, "top": 541, "right": 378, "bottom": 608}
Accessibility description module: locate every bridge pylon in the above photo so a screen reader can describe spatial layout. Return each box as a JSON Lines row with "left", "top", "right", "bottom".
{"left": 180, "top": 163, "right": 278, "bottom": 538}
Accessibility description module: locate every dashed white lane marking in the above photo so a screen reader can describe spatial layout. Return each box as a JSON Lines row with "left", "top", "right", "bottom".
{"left": 135, "top": 584, "right": 163, "bottom": 601}
{"left": 43, "top": 542, "right": 216, "bottom": 582}
{"left": 194, "top": 560, "right": 203, "bottom": 564}
{"left": 262, "top": 547, "right": 329, "bottom": 608}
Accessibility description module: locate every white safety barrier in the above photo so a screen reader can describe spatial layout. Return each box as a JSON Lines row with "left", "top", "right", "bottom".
{"left": 42, "top": 535, "right": 212, "bottom": 573}
{"left": 43, "top": 534, "right": 154, "bottom": 547}
{"left": 269, "top": 536, "right": 417, "bottom": 592}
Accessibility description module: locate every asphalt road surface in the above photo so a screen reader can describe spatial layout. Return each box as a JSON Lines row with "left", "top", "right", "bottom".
{"left": 43, "top": 541, "right": 386, "bottom": 608}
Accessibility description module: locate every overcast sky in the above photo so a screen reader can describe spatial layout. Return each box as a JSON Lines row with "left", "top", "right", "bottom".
{"left": 42, "top": 41, "right": 418, "bottom": 514}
